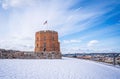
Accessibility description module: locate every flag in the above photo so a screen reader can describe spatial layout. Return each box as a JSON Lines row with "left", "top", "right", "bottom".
{"left": 43, "top": 20, "right": 47, "bottom": 25}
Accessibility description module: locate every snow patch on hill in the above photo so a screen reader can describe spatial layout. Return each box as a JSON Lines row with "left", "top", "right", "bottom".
{"left": 0, "top": 57, "right": 120, "bottom": 79}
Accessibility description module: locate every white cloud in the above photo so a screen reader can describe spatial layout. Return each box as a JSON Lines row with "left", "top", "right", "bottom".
{"left": 0, "top": 0, "right": 118, "bottom": 53}
{"left": 0, "top": 37, "right": 34, "bottom": 51}
{"left": 87, "top": 40, "right": 99, "bottom": 47}
{"left": 63, "top": 39, "right": 81, "bottom": 44}
{"left": 1, "top": 0, "right": 35, "bottom": 9}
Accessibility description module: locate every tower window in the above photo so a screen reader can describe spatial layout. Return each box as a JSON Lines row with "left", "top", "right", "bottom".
{"left": 36, "top": 44, "right": 38, "bottom": 47}
{"left": 52, "top": 37, "right": 54, "bottom": 40}
{"left": 43, "top": 43, "right": 46, "bottom": 48}
{"left": 52, "top": 44, "right": 55, "bottom": 51}
{"left": 44, "top": 36, "right": 46, "bottom": 41}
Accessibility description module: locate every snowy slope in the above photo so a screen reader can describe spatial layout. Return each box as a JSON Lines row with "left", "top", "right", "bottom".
{"left": 0, "top": 57, "right": 120, "bottom": 79}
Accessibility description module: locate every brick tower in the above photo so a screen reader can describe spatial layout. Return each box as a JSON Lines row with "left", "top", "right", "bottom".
{"left": 34, "top": 30, "right": 61, "bottom": 59}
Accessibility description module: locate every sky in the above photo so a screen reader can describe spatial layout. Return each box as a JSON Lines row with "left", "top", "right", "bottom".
{"left": 0, "top": 0, "right": 120, "bottom": 53}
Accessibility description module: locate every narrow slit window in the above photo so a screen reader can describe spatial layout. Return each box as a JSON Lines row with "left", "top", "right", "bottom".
{"left": 44, "top": 43, "right": 46, "bottom": 48}
{"left": 36, "top": 44, "right": 38, "bottom": 47}
{"left": 44, "top": 36, "right": 46, "bottom": 41}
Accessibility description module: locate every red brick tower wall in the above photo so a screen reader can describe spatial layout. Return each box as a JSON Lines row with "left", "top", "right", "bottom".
{"left": 35, "top": 30, "right": 60, "bottom": 53}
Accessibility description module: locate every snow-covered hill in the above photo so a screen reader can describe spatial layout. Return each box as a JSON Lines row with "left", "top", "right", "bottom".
{"left": 0, "top": 57, "right": 120, "bottom": 79}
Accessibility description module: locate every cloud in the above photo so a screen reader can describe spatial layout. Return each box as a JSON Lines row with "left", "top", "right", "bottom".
{"left": 0, "top": 0, "right": 119, "bottom": 53}
{"left": 1, "top": 0, "right": 35, "bottom": 9}
{"left": 87, "top": 40, "right": 99, "bottom": 47}
{"left": 0, "top": 37, "right": 34, "bottom": 51}
{"left": 1, "top": 0, "right": 112, "bottom": 37}
{"left": 63, "top": 39, "right": 81, "bottom": 44}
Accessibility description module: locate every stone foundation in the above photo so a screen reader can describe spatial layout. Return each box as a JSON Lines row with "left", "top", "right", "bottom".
{"left": 0, "top": 49, "right": 61, "bottom": 59}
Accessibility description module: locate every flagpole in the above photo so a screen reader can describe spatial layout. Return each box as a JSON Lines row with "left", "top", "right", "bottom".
{"left": 43, "top": 20, "right": 48, "bottom": 31}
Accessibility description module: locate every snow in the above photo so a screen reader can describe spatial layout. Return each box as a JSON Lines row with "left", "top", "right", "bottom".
{"left": 0, "top": 57, "right": 120, "bottom": 79}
